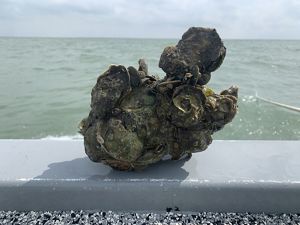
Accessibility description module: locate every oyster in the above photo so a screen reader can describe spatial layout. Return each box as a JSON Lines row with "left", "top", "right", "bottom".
{"left": 79, "top": 27, "right": 238, "bottom": 170}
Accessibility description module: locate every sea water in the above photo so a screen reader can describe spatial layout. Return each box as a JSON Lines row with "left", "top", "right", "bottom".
{"left": 0, "top": 38, "right": 299, "bottom": 140}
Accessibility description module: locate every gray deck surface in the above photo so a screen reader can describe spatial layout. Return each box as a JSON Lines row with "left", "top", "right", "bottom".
{"left": 0, "top": 140, "right": 300, "bottom": 213}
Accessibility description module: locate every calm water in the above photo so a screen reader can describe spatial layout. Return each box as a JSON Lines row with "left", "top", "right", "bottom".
{"left": 0, "top": 38, "right": 299, "bottom": 140}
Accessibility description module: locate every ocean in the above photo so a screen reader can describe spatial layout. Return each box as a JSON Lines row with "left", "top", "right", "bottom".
{"left": 0, "top": 38, "right": 299, "bottom": 140}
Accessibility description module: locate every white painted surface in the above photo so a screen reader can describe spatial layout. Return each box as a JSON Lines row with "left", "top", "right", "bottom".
{"left": 0, "top": 140, "right": 300, "bottom": 212}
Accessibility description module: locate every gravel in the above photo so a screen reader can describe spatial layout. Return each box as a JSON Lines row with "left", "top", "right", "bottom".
{"left": 1, "top": 210, "right": 300, "bottom": 225}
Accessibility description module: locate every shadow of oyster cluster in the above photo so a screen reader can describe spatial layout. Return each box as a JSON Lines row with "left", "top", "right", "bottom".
{"left": 79, "top": 27, "right": 238, "bottom": 171}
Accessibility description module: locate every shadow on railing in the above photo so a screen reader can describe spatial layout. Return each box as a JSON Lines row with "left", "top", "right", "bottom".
{"left": 32, "top": 157, "right": 190, "bottom": 181}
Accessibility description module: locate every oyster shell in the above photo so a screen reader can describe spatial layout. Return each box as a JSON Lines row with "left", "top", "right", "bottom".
{"left": 79, "top": 27, "right": 238, "bottom": 170}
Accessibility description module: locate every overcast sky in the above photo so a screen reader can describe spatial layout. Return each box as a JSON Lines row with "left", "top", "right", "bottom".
{"left": 0, "top": 0, "right": 300, "bottom": 39}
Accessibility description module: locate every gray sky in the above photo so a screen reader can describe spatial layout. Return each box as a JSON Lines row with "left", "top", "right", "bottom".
{"left": 1, "top": 0, "right": 300, "bottom": 39}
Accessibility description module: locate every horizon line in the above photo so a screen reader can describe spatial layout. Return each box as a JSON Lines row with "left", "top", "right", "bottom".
{"left": 0, "top": 36, "right": 299, "bottom": 41}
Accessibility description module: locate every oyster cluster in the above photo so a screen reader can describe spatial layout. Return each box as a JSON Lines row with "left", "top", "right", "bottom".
{"left": 79, "top": 27, "right": 238, "bottom": 170}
